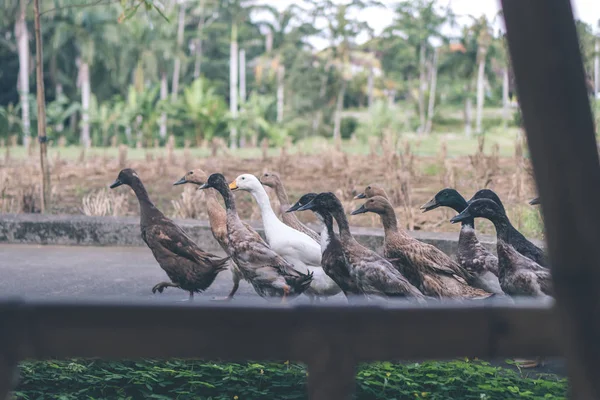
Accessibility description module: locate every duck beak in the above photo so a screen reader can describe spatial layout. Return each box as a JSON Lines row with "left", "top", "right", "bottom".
{"left": 286, "top": 202, "right": 302, "bottom": 213}
{"left": 353, "top": 192, "right": 366, "bottom": 200}
{"left": 450, "top": 209, "right": 471, "bottom": 224}
{"left": 351, "top": 204, "right": 368, "bottom": 215}
{"left": 296, "top": 200, "right": 316, "bottom": 212}
{"left": 420, "top": 198, "right": 439, "bottom": 212}
{"left": 529, "top": 197, "right": 540, "bottom": 205}
{"left": 173, "top": 177, "right": 187, "bottom": 186}
{"left": 109, "top": 179, "right": 123, "bottom": 189}
{"left": 229, "top": 181, "right": 238, "bottom": 191}
{"left": 198, "top": 183, "right": 210, "bottom": 190}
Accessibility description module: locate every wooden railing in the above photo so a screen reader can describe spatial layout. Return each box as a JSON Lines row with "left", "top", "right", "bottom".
{"left": 0, "top": 298, "right": 559, "bottom": 400}
{"left": 2, "top": 0, "right": 599, "bottom": 398}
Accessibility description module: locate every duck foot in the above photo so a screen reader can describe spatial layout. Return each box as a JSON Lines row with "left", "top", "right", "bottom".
{"left": 152, "top": 281, "right": 179, "bottom": 294}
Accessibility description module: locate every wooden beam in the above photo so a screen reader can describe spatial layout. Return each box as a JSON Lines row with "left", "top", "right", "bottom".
{"left": 0, "top": 299, "right": 559, "bottom": 362}
{"left": 501, "top": 0, "right": 600, "bottom": 398}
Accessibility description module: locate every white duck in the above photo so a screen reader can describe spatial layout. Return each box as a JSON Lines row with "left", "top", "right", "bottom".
{"left": 230, "top": 174, "right": 342, "bottom": 299}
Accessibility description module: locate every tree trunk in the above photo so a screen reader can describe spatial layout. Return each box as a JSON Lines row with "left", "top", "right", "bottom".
{"left": 159, "top": 72, "right": 168, "bottom": 139}
{"left": 55, "top": 83, "right": 64, "bottom": 133}
{"left": 33, "top": 0, "right": 50, "bottom": 212}
{"left": 16, "top": 0, "right": 30, "bottom": 148}
{"left": 229, "top": 23, "right": 238, "bottom": 149}
{"left": 475, "top": 56, "right": 487, "bottom": 134}
{"left": 424, "top": 47, "right": 439, "bottom": 134}
{"left": 367, "top": 67, "right": 374, "bottom": 109}
{"left": 239, "top": 49, "right": 246, "bottom": 104}
{"left": 333, "top": 79, "right": 347, "bottom": 141}
{"left": 80, "top": 61, "right": 91, "bottom": 148}
{"left": 276, "top": 65, "right": 285, "bottom": 123}
{"left": 417, "top": 44, "right": 427, "bottom": 134}
{"left": 265, "top": 29, "right": 273, "bottom": 53}
{"left": 595, "top": 38, "right": 599, "bottom": 96}
{"left": 171, "top": 3, "right": 186, "bottom": 101}
{"left": 465, "top": 96, "right": 473, "bottom": 137}
{"left": 312, "top": 61, "right": 331, "bottom": 136}
{"left": 193, "top": 0, "right": 206, "bottom": 79}
{"left": 502, "top": 68, "right": 510, "bottom": 128}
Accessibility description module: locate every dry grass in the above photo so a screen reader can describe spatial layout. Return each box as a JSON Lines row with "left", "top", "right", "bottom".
{"left": 0, "top": 138, "right": 542, "bottom": 238}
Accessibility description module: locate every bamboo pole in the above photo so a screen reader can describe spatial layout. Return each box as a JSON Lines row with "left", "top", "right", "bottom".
{"left": 33, "top": 0, "right": 50, "bottom": 212}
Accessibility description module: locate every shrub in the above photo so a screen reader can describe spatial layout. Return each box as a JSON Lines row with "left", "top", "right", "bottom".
{"left": 14, "top": 359, "right": 567, "bottom": 399}
{"left": 340, "top": 116, "right": 359, "bottom": 139}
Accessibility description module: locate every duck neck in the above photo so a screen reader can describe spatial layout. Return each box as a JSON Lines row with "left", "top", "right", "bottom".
{"left": 330, "top": 206, "right": 351, "bottom": 239}
{"left": 204, "top": 188, "right": 225, "bottom": 221}
{"left": 489, "top": 214, "right": 512, "bottom": 242}
{"left": 378, "top": 204, "right": 400, "bottom": 236}
{"left": 315, "top": 210, "right": 335, "bottom": 252}
{"left": 273, "top": 181, "right": 291, "bottom": 208}
{"left": 214, "top": 184, "right": 237, "bottom": 214}
{"left": 249, "top": 185, "right": 282, "bottom": 230}
{"left": 130, "top": 180, "right": 160, "bottom": 223}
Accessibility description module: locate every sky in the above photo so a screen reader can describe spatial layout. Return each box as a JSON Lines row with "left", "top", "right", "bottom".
{"left": 255, "top": 0, "right": 600, "bottom": 50}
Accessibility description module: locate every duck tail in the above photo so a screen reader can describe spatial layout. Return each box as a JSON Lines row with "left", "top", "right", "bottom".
{"left": 289, "top": 270, "right": 314, "bottom": 294}
{"left": 212, "top": 256, "right": 231, "bottom": 272}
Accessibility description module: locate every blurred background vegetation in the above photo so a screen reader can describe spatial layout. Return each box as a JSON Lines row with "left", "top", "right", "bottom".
{"left": 1, "top": 0, "right": 597, "bottom": 150}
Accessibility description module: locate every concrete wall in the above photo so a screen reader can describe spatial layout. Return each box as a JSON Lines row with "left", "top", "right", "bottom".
{"left": 0, "top": 213, "right": 518, "bottom": 256}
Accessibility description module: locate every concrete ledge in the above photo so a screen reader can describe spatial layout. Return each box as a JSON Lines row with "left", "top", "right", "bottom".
{"left": 0, "top": 214, "right": 544, "bottom": 256}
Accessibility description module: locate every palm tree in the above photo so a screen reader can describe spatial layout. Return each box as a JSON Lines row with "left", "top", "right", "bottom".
{"left": 310, "top": 0, "right": 379, "bottom": 141}
{"left": 385, "top": 0, "right": 452, "bottom": 134}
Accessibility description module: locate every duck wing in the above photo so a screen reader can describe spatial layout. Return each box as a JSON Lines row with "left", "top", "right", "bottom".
{"left": 143, "top": 223, "right": 228, "bottom": 266}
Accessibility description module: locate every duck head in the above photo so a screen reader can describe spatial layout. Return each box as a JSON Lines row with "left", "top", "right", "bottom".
{"left": 229, "top": 173, "right": 261, "bottom": 192}
{"left": 295, "top": 192, "right": 343, "bottom": 213}
{"left": 529, "top": 197, "right": 540, "bottom": 206}
{"left": 421, "top": 188, "right": 466, "bottom": 213}
{"left": 450, "top": 198, "right": 504, "bottom": 224}
{"left": 354, "top": 184, "right": 389, "bottom": 200}
{"left": 287, "top": 193, "right": 318, "bottom": 213}
{"left": 173, "top": 168, "right": 209, "bottom": 186}
{"left": 259, "top": 172, "right": 281, "bottom": 188}
{"left": 110, "top": 168, "right": 141, "bottom": 189}
{"left": 198, "top": 173, "right": 228, "bottom": 191}
{"left": 468, "top": 189, "right": 506, "bottom": 214}
{"left": 351, "top": 196, "right": 391, "bottom": 216}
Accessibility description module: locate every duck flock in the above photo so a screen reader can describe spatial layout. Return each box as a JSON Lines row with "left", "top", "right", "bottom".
{"left": 109, "top": 168, "right": 552, "bottom": 304}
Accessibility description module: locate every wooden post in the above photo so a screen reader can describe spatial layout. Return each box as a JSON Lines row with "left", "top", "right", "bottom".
{"left": 502, "top": 0, "right": 600, "bottom": 397}
{"left": 33, "top": 0, "right": 50, "bottom": 212}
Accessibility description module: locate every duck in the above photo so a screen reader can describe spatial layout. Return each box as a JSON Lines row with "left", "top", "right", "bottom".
{"left": 465, "top": 193, "right": 547, "bottom": 267}
{"left": 110, "top": 168, "right": 230, "bottom": 300}
{"left": 352, "top": 195, "right": 490, "bottom": 299}
{"left": 198, "top": 173, "right": 313, "bottom": 302}
{"left": 260, "top": 172, "right": 320, "bottom": 242}
{"left": 295, "top": 192, "right": 425, "bottom": 301}
{"left": 173, "top": 168, "right": 266, "bottom": 301}
{"left": 354, "top": 184, "right": 390, "bottom": 201}
{"left": 230, "top": 174, "right": 341, "bottom": 299}
{"left": 287, "top": 193, "right": 363, "bottom": 300}
{"left": 451, "top": 200, "right": 552, "bottom": 298}
{"left": 420, "top": 188, "right": 503, "bottom": 295}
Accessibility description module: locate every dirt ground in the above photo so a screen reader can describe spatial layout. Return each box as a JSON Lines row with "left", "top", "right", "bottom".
{"left": 0, "top": 142, "right": 544, "bottom": 239}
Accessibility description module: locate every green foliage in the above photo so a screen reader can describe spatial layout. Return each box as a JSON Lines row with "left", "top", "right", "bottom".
{"left": 14, "top": 359, "right": 566, "bottom": 400}
{"left": 340, "top": 116, "right": 359, "bottom": 139}
{"left": 355, "top": 100, "right": 405, "bottom": 142}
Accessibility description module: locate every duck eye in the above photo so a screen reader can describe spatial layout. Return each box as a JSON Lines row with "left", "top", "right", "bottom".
{"left": 242, "top": 177, "right": 245, "bottom": 180}
{"left": 190, "top": 171, "right": 194, "bottom": 175}
{"left": 367, "top": 186, "right": 371, "bottom": 190}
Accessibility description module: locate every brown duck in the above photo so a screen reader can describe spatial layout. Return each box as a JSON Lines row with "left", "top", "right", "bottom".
{"left": 110, "top": 169, "right": 229, "bottom": 300}
{"left": 352, "top": 194, "right": 490, "bottom": 299}
{"left": 260, "top": 172, "right": 321, "bottom": 242}
{"left": 174, "top": 168, "right": 267, "bottom": 301}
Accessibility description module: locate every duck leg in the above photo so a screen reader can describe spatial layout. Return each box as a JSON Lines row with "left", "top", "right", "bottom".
{"left": 281, "top": 286, "right": 290, "bottom": 304}
{"left": 152, "top": 281, "right": 180, "bottom": 294}
{"left": 212, "top": 272, "right": 241, "bottom": 302}
{"left": 189, "top": 292, "right": 194, "bottom": 301}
